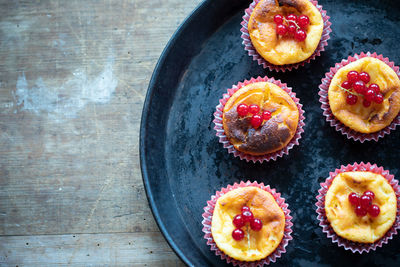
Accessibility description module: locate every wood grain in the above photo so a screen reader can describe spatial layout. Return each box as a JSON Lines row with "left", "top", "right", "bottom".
{"left": 0, "top": 0, "right": 202, "bottom": 265}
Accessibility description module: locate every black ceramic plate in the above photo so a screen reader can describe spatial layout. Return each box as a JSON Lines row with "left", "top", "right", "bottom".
{"left": 140, "top": 0, "right": 400, "bottom": 266}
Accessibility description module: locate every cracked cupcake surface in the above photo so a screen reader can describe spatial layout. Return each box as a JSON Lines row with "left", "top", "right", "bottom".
{"left": 325, "top": 171, "right": 397, "bottom": 243}
{"left": 222, "top": 82, "right": 299, "bottom": 155}
{"left": 248, "top": 0, "right": 324, "bottom": 65}
{"left": 328, "top": 57, "right": 400, "bottom": 133}
{"left": 211, "top": 187, "right": 285, "bottom": 261}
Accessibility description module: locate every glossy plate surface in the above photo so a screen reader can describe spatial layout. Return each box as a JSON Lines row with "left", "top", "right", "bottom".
{"left": 140, "top": 0, "right": 400, "bottom": 265}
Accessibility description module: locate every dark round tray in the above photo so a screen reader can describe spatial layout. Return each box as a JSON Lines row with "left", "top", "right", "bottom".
{"left": 140, "top": 0, "right": 400, "bottom": 266}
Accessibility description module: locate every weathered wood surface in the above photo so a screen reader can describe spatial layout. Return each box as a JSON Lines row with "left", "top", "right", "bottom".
{"left": 0, "top": 0, "right": 201, "bottom": 265}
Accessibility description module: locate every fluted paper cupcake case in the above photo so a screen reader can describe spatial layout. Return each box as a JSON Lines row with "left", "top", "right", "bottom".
{"left": 318, "top": 52, "right": 400, "bottom": 142}
{"left": 240, "top": 0, "right": 331, "bottom": 72}
{"left": 202, "top": 181, "right": 293, "bottom": 266}
{"left": 315, "top": 162, "right": 400, "bottom": 253}
{"left": 213, "top": 76, "right": 305, "bottom": 163}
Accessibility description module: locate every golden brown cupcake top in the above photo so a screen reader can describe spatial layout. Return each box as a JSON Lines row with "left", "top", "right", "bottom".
{"left": 248, "top": 0, "right": 324, "bottom": 65}
{"left": 328, "top": 57, "right": 400, "bottom": 133}
{"left": 325, "top": 171, "right": 397, "bottom": 243}
{"left": 222, "top": 82, "right": 299, "bottom": 155}
{"left": 211, "top": 187, "right": 285, "bottom": 261}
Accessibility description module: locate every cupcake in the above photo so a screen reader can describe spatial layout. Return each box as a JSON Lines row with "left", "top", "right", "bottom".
{"left": 241, "top": 0, "right": 331, "bottom": 71}
{"left": 202, "top": 181, "right": 293, "bottom": 265}
{"left": 214, "top": 76, "right": 305, "bottom": 163}
{"left": 316, "top": 162, "right": 400, "bottom": 253}
{"left": 319, "top": 52, "right": 400, "bottom": 142}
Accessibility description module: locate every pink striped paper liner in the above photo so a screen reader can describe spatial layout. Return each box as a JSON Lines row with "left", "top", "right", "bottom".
{"left": 318, "top": 52, "right": 400, "bottom": 142}
{"left": 315, "top": 162, "right": 400, "bottom": 253}
{"left": 202, "top": 181, "right": 293, "bottom": 266}
{"left": 240, "top": 0, "right": 331, "bottom": 72}
{"left": 213, "top": 76, "right": 305, "bottom": 163}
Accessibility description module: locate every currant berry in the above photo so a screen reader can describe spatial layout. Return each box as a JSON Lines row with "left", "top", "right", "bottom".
{"left": 369, "top": 83, "right": 380, "bottom": 94}
{"left": 251, "top": 114, "right": 263, "bottom": 128}
{"left": 241, "top": 206, "right": 250, "bottom": 213}
{"left": 237, "top": 104, "right": 249, "bottom": 117}
{"left": 232, "top": 228, "right": 245, "bottom": 241}
{"left": 249, "top": 104, "right": 260, "bottom": 114}
{"left": 298, "top": 15, "right": 310, "bottom": 28}
{"left": 276, "top": 24, "right": 287, "bottom": 35}
{"left": 360, "top": 195, "right": 372, "bottom": 209}
{"left": 341, "top": 81, "right": 352, "bottom": 89}
{"left": 250, "top": 218, "right": 263, "bottom": 231}
{"left": 286, "top": 14, "right": 298, "bottom": 23}
{"left": 347, "top": 71, "right": 359, "bottom": 83}
{"left": 346, "top": 94, "right": 358, "bottom": 105}
{"left": 274, "top": 14, "right": 284, "bottom": 24}
{"left": 242, "top": 210, "right": 254, "bottom": 223}
{"left": 363, "top": 99, "right": 371, "bottom": 107}
{"left": 288, "top": 24, "right": 296, "bottom": 35}
{"left": 348, "top": 192, "right": 360, "bottom": 206}
{"left": 263, "top": 110, "right": 271, "bottom": 121}
{"left": 363, "top": 190, "right": 375, "bottom": 200}
{"left": 364, "top": 89, "right": 375, "bottom": 102}
{"left": 368, "top": 204, "right": 380, "bottom": 217}
{"left": 232, "top": 214, "right": 245, "bottom": 228}
{"left": 353, "top": 81, "right": 366, "bottom": 94}
{"left": 359, "top": 72, "right": 370, "bottom": 83}
{"left": 374, "top": 93, "right": 383, "bottom": 104}
{"left": 294, "top": 29, "right": 307, "bottom": 42}
{"left": 355, "top": 205, "right": 367, "bottom": 217}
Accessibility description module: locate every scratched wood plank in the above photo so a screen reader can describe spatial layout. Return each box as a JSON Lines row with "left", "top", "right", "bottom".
{"left": 0, "top": 0, "right": 202, "bottom": 265}
{"left": 0, "top": 232, "right": 185, "bottom": 266}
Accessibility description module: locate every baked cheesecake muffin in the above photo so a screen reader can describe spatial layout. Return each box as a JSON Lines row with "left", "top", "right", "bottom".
{"left": 325, "top": 171, "right": 397, "bottom": 243}
{"left": 222, "top": 81, "right": 299, "bottom": 156}
{"left": 247, "top": 0, "right": 324, "bottom": 66}
{"left": 211, "top": 186, "right": 285, "bottom": 261}
{"left": 328, "top": 57, "right": 400, "bottom": 134}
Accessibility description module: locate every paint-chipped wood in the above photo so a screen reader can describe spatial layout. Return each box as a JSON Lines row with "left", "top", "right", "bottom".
{"left": 0, "top": 0, "right": 202, "bottom": 265}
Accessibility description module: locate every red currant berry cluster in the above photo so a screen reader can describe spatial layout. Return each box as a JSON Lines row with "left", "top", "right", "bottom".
{"left": 273, "top": 14, "right": 309, "bottom": 42}
{"left": 339, "top": 70, "right": 384, "bottom": 107}
{"left": 237, "top": 103, "right": 272, "bottom": 129}
{"left": 348, "top": 190, "right": 380, "bottom": 217}
{"left": 231, "top": 206, "right": 263, "bottom": 241}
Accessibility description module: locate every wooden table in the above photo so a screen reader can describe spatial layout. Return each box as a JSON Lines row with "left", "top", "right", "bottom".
{"left": 0, "top": 0, "right": 201, "bottom": 265}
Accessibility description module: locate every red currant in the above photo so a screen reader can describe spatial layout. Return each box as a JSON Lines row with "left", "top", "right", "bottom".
{"left": 232, "top": 228, "right": 245, "bottom": 241}
{"left": 276, "top": 24, "right": 287, "bottom": 35}
{"left": 242, "top": 210, "right": 254, "bottom": 223}
{"left": 353, "top": 81, "right": 366, "bottom": 94}
{"left": 262, "top": 110, "right": 271, "bottom": 120}
{"left": 363, "top": 99, "right": 371, "bottom": 107}
{"left": 232, "top": 214, "right": 245, "bottom": 228}
{"left": 294, "top": 29, "right": 307, "bottom": 42}
{"left": 363, "top": 190, "right": 375, "bottom": 200}
{"left": 341, "top": 81, "right": 352, "bottom": 89}
{"left": 364, "top": 89, "right": 375, "bottom": 102}
{"left": 346, "top": 94, "right": 358, "bottom": 105}
{"left": 360, "top": 195, "right": 372, "bottom": 209}
{"left": 250, "top": 114, "right": 263, "bottom": 128}
{"left": 237, "top": 104, "right": 249, "bottom": 117}
{"left": 368, "top": 204, "right": 380, "bottom": 217}
{"left": 374, "top": 93, "right": 383, "bottom": 104}
{"left": 241, "top": 206, "right": 250, "bottom": 213}
{"left": 274, "top": 14, "right": 284, "bottom": 24}
{"left": 249, "top": 104, "right": 260, "bottom": 114}
{"left": 369, "top": 83, "right": 380, "bottom": 94}
{"left": 348, "top": 192, "right": 360, "bottom": 206}
{"left": 250, "top": 218, "right": 263, "bottom": 231}
{"left": 359, "top": 72, "right": 370, "bottom": 83}
{"left": 286, "top": 14, "right": 298, "bottom": 23}
{"left": 347, "top": 71, "right": 359, "bottom": 83}
{"left": 355, "top": 205, "right": 367, "bottom": 217}
{"left": 288, "top": 24, "right": 296, "bottom": 35}
{"left": 298, "top": 15, "right": 310, "bottom": 28}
